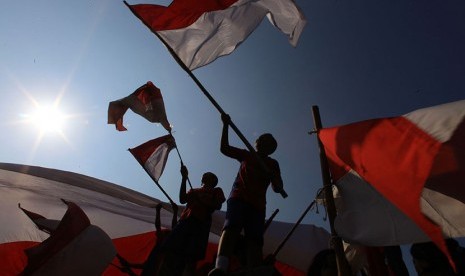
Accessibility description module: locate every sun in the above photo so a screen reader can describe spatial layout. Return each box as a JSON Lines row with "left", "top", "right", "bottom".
{"left": 27, "top": 103, "right": 68, "bottom": 135}
{"left": 29, "top": 104, "right": 67, "bottom": 134}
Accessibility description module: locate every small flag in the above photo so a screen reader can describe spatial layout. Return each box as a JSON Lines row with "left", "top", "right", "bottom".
{"left": 125, "top": 0, "right": 306, "bottom": 70}
{"left": 129, "top": 135, "right": 176, "bottom": 182}
{"left": 108, "top": 81, "right": 171, "bottom": 131}
{"left": 318, "top": 99, "right": 465, "bottom": 265}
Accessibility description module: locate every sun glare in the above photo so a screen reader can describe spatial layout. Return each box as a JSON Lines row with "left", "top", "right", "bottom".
{"left": 29, "top": 105, "right": 67, "bottom": 134}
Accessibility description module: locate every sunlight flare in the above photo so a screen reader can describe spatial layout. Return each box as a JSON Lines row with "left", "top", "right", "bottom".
{"left": 30, "top": 104, "right": 66, "bottom": 133}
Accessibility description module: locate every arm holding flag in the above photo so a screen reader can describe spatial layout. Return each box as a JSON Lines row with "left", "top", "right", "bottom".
{"left": 221, "top": 113, "right": 287, "bottom": 198}
{"left": 179, "top": 165, "right": 189, "bottom": 204}
{"left": 179, "top": 165, "right": 225, "bottom": 210}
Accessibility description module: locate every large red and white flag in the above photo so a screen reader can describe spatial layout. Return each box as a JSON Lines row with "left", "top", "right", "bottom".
{"left": 318, "top": 100, "right": 465, "bottom": 263}
{"left": 19, "top": 201, "right": 116, "bottom": 275}
{"left": 0, "top": 163, "right": 329, "bottom": 275}
{"left": 129, "top": 134, "right": 176, "bottom": 182}
{"left": 108, "top": 81, "right": 171, "bottom": 132}
{"left": 125, "top": 0, "right": 306, "bottom": 70}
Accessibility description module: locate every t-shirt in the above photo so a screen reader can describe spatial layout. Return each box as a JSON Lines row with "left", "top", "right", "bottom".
{"left": 180, "top": 186, "right": 225, "bottom": 222}
{"left": 227, "top": 148, "right": 282, "bottom": 210}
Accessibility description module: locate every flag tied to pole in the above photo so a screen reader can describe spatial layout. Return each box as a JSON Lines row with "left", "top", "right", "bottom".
{"left": 129, "top": 134, "right": 176, "bottom": 182}
{"left": 108, "top": 81, "right": 171, "bottom": 131}
{"left": 318, "top": 99, "right": 465, "bottom": 265}
{"left": 125, "top": 0, "right": 306, "bottom": 70}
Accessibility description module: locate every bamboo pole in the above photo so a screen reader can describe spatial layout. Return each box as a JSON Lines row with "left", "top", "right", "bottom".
{"left": 271, "top": 200, "right": 315, "bottom": 258}
{"left": 312, "top": 105, "right": 352, "bottom": 276}
{"left": 169, "top": 131, "right": 193, "bottom": 189}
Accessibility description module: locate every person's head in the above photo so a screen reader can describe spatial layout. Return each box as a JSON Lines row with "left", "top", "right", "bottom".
{"left": 307, "top": 249, "right": 337, "bottom": 276}
{"left": 201, "top": 172, "right": 218, "bottom": 188}
{"left": 255, "top": 133, "right": 277, "bottom": 156}
{"left": 410, "top": 242, "right": 454, "bottom": 276}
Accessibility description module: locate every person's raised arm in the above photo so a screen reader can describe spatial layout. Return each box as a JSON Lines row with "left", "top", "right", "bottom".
{"left": 220, "top": 113, "right": 235, "bottom": 157}
{"left": 155, "top": 203, "right": 162, "bottom": 232}
{"left": 179, "top": 165, "right": 189, "bottom": 204}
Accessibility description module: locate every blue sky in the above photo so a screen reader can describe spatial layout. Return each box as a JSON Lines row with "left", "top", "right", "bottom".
{"left": 1, "top": 0, "right": 465, "bottom": 273}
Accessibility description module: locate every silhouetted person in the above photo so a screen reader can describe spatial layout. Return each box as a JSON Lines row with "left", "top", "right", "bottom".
{"left": 159, "top": 165, "right": 225, "bottom": 276}
{"left": 117, "top": 202, "right": 178, "bottom": 276}
{"left": 140, "top": 202, "right": 178, "bottom": 276}
{"left": 307, "top": 249, "right": 338, "bottom": 276}
{"left": 209, "top": 113, "right": 284, "bottom": 275}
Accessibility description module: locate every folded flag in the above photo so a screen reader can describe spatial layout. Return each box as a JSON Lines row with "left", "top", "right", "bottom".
{"left": 129, "top": 135, "right": 176, "bottom": 182}
{"left": 318, "top": 99, "right": 465, "bottom": 265}
{"left": 125, "top": 0, "right": 306, "bottom": 70}
{"left": 19, "top": 201, "right": 116, "bottom": 275}
{"left": 108, "top": 81, "right": 171, "bottom": 131}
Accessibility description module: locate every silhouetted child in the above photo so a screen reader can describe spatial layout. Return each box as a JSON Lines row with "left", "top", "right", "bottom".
{"left": 158, "top": 165, "right": 225, "bottom": 276}
{"left": 117, "top": 202, "right": 178, "bottom": 276}
{"left": 209, "top": 113, "right": 285, "bottom": 275}
{"left": 140, "top": 202, "right": 178, "bottom": 276}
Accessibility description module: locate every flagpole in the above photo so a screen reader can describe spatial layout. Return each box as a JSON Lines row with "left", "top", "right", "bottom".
{"left": 170, "top": 131, "right": 193, "bottom": 189}
{"left": 124, "top": 1, "right": 287, "bottom": 198}
{"left": 128, "top": 149, "right": 176, "bottom": 205}
{"left": 271, "top": 200, "right": 315, "bottom": 259}
{"left": 312, "top": 105, "right": 352, "bottom": 276}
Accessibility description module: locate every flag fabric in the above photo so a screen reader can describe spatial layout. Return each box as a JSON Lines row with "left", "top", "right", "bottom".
{"left": 318, "top": 99, "right": 465, "bottom": 264}
{"left": 129, "top": 134, "right": 176, "bottom": 182}
{"left": 125, "top": 0, "right": 306, "bottom": 70}
{"left": 0, "top": 162, "right": 330, "bottom": 275}
{"left": 108, "top": 81, "right": 171, "bottom": 131}
{"left": 19, "top": 201, "right": 116, "bottom": 275}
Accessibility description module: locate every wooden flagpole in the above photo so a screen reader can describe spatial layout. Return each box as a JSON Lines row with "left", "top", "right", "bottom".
{"left": 124, "top": 1, "right": 288, "bottom": 198}
{"left": 311, "top": 105, "right": 352, "bottom": 276}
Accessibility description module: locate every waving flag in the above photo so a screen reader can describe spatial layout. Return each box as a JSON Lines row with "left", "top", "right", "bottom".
{"left": 129, "top": 135, "right": 176, "bottom": 182}
{"left": 108, "top": 81, "right": 171, "bottom": 131}
{"left": 318, "top": 100, "right": 465, "bottom": 264}
{"left": 19, "top": 201, "right": 116, "bottom": 275}
{"left": 125, "top": 0, "right": 306, "bottom": 70}
{"left": 0, "top": 163, "right": 329, "bottom": 275}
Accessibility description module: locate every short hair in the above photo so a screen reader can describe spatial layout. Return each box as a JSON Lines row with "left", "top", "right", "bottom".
{"left": 202, "top": 172, "right": 218, "bottom": 187}
{"left": 257, "top": 133, "right": 277, "bottom": 155}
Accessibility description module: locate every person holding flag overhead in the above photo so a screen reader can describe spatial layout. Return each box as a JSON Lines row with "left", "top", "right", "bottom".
{"left": 210, "top": 114, "right": 285, "bottom": 275}
{"left": 156, "top": 164, "right": 225, "bottom": 276}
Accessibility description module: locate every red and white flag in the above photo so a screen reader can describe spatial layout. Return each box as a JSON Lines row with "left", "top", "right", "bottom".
{"left": 108, "top": 81, "right": 171, "bottom": 131}
{"left": 19, "top": 201, "right": 116, "bottom": 276}
{"left": 0, "top": 163, "right": 330, "bottom": 275}
{"left": 129, "top": 134, "right": 176, "bottom": 182}
{"left": 318, "top": 100, "right": 465, "bottom": 263}
{"left": 125, "top": 0, "right": 306, "bottom": 70}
